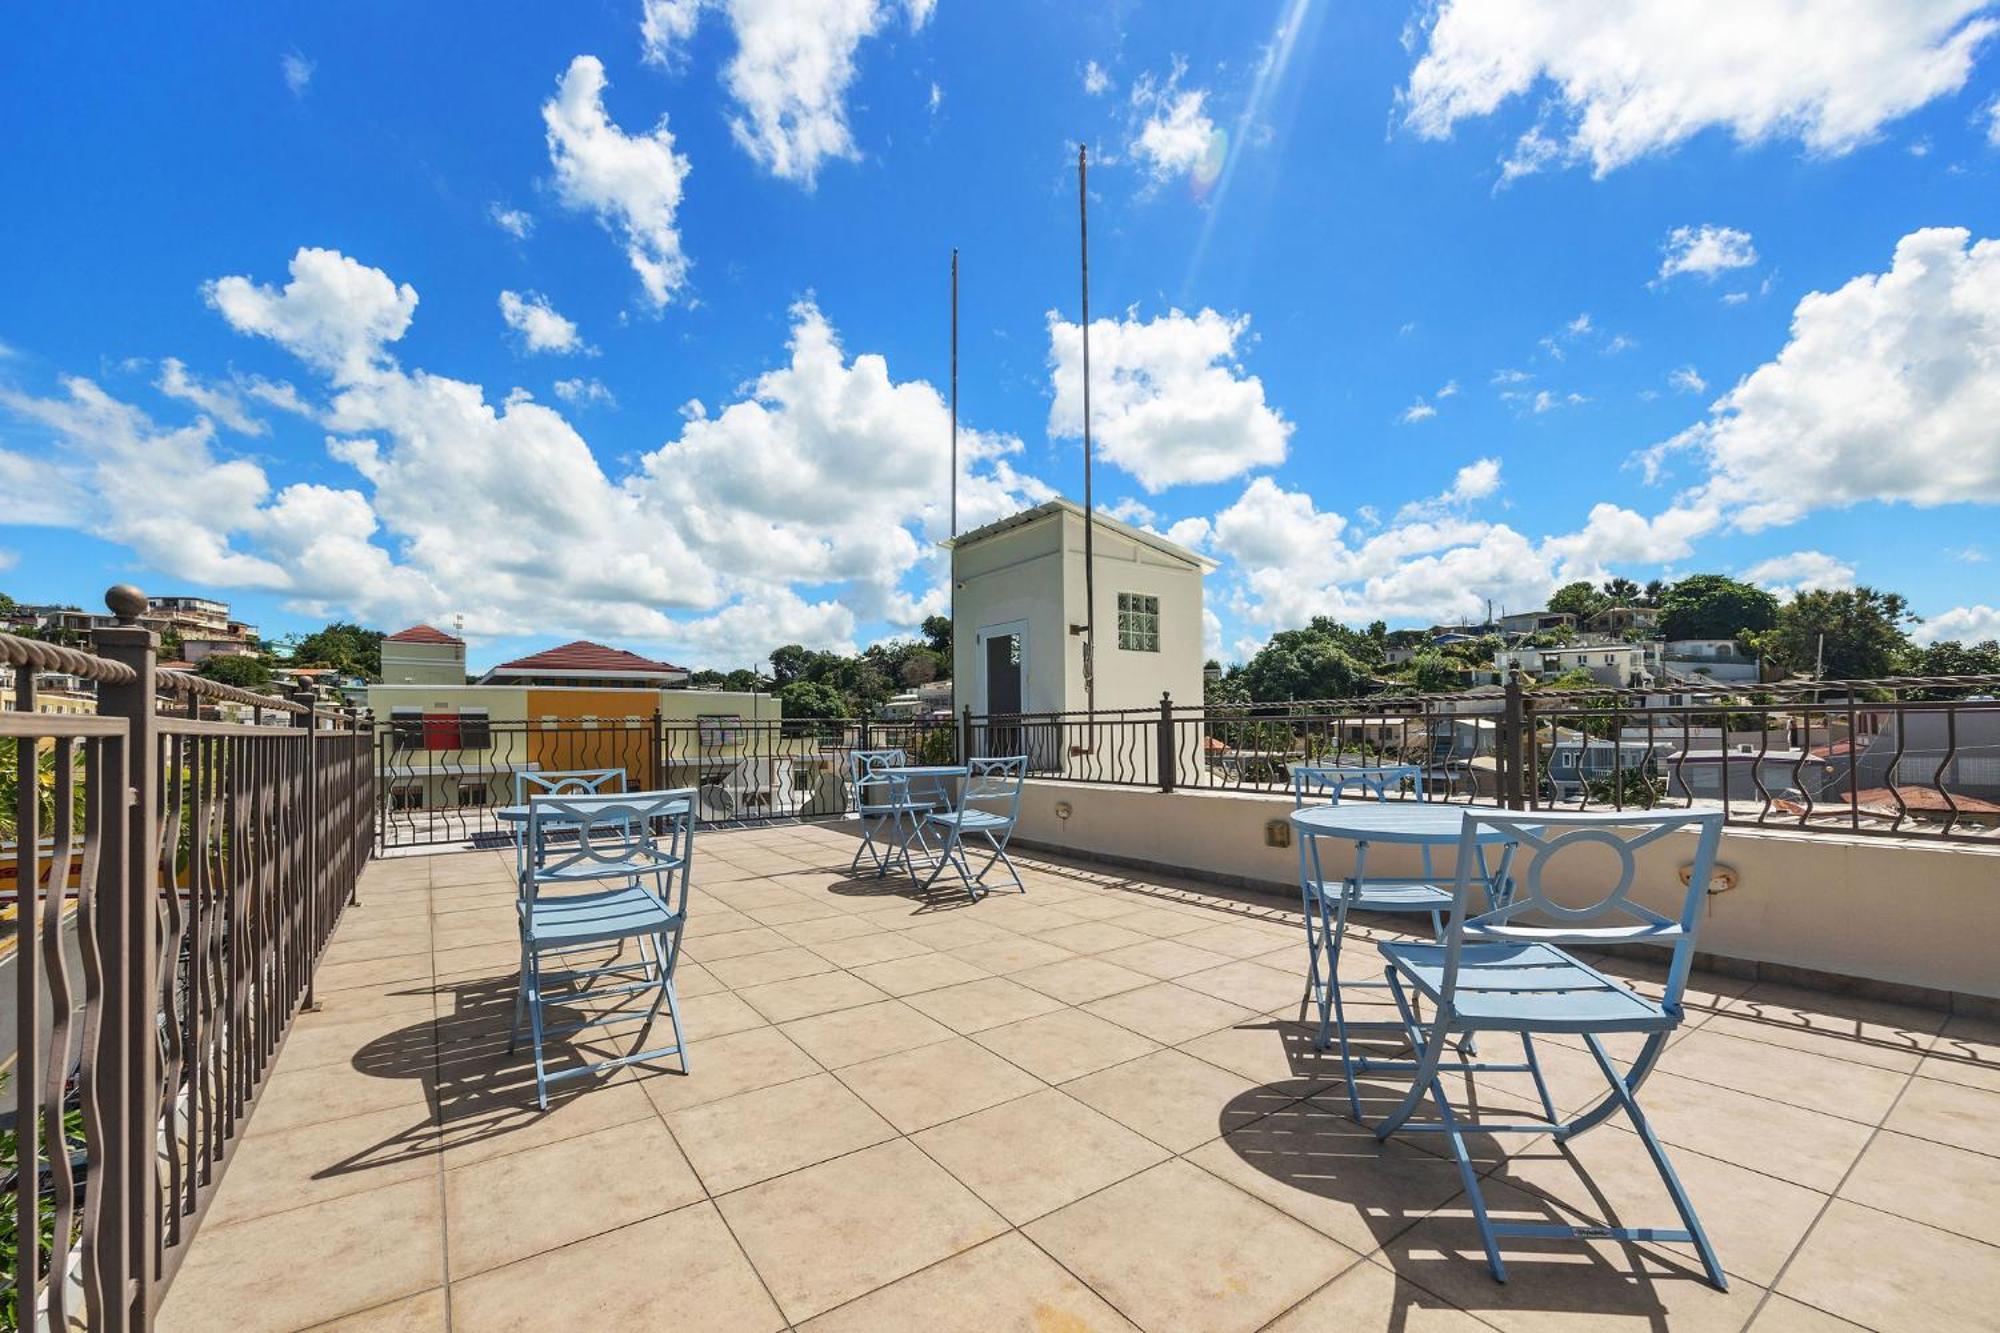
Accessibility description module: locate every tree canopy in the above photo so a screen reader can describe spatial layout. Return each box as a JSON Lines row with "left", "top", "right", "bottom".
{"left": 1236, "top": 619, "right": 1377, "bottom": 701}
{"left": 197, "top": 654, "right": 273, "bottom": 688}
{"left": 1657, "top": 574, "right": 1779, "bottom": 641}
{"left": 1750, "top": 587, "right": 1916, "bottom": 680}
{"left": 285, "top": 622, "right": 384, "bottom": 678}
{"left": 1546, "top": 581, "right": 1609, "bottom": 620}
{"left": 776, "top": 678, "right": 848, "bottom": 720}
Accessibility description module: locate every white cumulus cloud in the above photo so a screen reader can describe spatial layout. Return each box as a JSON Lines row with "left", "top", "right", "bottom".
{"left": 1083, "top": 60, "right": 1112, "bottom": 95}
{"left": 1918, "top": 604, "right": 2000, "bottom": 644}
{"left": 1658, "top": 224, "right": 1759, "bottom": 282}
{"left": 489, "top": 204, "right": 535, "bottom": 239}
{"left": 1046, "top": 306, "right": 1291, "bottom": 492}
{"left": 1402, "top": 1, "right": 1999, "bottom": 179}
{"left": 1741, "top": 550, "right": 1857, "bottom": 597}
{"left": 1128, "top": 59, "right": 1218, "bottom": 184}
{"left": 1673, "top": 226, "right": 2000, "bottom": 530}
{"left": 6, "top": 248, "right": 1049, "bottom": 666}
{"left": 499, "top": 290, "right": 586, "bottom": 355}
{"left": 543, "top": 55, "right": 692, "bottom": 310}
{"left": 641, "top": 0, "right": 933, "bottom": 187}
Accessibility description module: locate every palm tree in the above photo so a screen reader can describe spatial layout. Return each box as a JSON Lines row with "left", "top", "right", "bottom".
{"left": 1601, "top": 576, "right": 1642, "bottom": 605}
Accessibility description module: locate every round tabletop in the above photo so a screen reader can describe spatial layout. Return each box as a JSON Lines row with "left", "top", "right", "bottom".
{"left": 495, "top": 799, "right": 691, "bottom": 823}
{"left": 1288, "top": 802, "right": 1524, "bottom": 844}
{"left": 882, "top": 765, "right": 969, "bottom": 777}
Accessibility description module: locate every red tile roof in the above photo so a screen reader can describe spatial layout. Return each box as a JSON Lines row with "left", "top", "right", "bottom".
{"left": 386, "top": 624, "right": 463, "bottom": 645}
{"left": 490, "top": 640, "right": 686, "bottom": 676}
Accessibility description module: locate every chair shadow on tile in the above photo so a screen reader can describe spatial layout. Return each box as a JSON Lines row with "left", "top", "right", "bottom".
{"left": 342, "top": 954, "right": 684, "bottom": 1169}
{"left": 1216, "top": 1047, "right": 1723, "bottom": 1328}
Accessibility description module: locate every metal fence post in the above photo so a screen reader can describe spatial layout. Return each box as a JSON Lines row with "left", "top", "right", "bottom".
{"left": 650, "top": 709, "right": 664, "bottom": 790}
{"left": 960, "top": 705, "right": 973, "bottom": 765}
{"left": 1501, "top": 669, "right": 1526, "bottom": 810}
{"left": 1157, "top": 691, "right": 1175, "bottom": 793}
{"left": 291, "top": 686, "right": 322, "bottom": 1012}
{"left": 90, "top": 585, "right": 160, "bottom": 1328}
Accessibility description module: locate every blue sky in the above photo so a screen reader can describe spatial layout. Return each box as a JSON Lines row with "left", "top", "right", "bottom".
{"left": 3, "top": 0, "right": 1998, "bottom": 671}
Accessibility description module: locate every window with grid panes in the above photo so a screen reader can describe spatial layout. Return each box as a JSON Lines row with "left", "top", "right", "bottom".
{"left": 1117, "top": 592, "right": 1160, "bottom": 652}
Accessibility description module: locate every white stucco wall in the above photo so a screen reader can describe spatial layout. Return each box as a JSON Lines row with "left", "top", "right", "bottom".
{"left": 951, "top": 505, "right": 1208, "bottom": 716}
{"left": 1006, "top": 780, "right": 2000, "bottom": 1001}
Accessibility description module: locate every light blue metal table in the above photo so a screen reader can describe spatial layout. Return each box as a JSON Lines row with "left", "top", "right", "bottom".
{"left": 1288, "top": 802, "right": 1527, "bottom": 1117}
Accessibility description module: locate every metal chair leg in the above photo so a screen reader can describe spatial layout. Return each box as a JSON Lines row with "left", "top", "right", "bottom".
{"left": 1581, "top": 1034, "right": 1727, "bottom": 1290}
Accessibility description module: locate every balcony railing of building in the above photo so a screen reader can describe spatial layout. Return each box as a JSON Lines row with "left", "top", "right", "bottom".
{"left": 1, "top": 588, "right": 374, "bottom": 1331}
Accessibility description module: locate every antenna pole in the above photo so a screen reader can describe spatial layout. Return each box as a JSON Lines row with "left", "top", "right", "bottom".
{"left": 950, "top": 248, "right": 959, "bottom": 539}
{"left": 1079, "top": 144, "right": 1096, "bottom": 718}
{"left": 949, "top": 248, "right": 960, "bottom": 721}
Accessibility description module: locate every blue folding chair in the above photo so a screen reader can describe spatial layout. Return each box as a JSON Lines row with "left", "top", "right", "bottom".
{"left": 1369, "top": 809, "right": 1728, "bottom": 1288}
{"left": 920, "top": 756, "right": 1026, "bottom": 900}
{"left": 847, "top": 749, "right": 938, "bottom": 877}
{"left": 512, "top": 768, "right": 629, "bottom": 887}
{"left": 511, "top": 789, "right": 695, "bottom": 1108}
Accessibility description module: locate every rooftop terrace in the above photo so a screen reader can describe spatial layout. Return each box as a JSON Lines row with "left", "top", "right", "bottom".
{"left": 160, "top": 824, "right": 1999, "bottom": 1332}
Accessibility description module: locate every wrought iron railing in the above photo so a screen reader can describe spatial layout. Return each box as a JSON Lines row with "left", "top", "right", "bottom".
{"left": 374, "top": 716, "right": 958, "bottom": 849}
{"left": 1, "top": 588, "right": 373, "bottom": 1329}
{"left": 956, "top": 673, "right": 2000, "bottom": 842}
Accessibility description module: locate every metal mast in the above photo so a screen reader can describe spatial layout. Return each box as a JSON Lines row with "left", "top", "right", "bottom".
{"left": 1079, "top": 144, "right": 1096, "bottom": 717}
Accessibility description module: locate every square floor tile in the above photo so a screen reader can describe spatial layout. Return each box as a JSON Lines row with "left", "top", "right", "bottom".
{"left": 974, "top": 1008, "right": 1159, "bottom": 1084}
{"left": 915, "top": 1088, "right": 1169, "bottom": 1223}
{"left": 1777, "top": 1198, "right": 2000, "bottom": 1333}
{"left": 634, "top": 1024, "right": 820, "bottom": 1116}
{"left": 849, "top": 952, "right": 992, "bottom": 997}
{"left": 1839, "top": 1129, "right": 2000, "bottom": 1248}
{"left": 951, "top": 934, "right": 1076, "bottom": 975}
{"left": 1658, "top": 1029, "right": 1908, "bottom": 1124}
{"left": 780, "top": 998, "right": 954, "bottom": 1069}
{"left": 449, "top": 1202, "right": 784, "bottom": 1332}
{"left": 1027, "top": 1159, "right": 1356, "bottom": 1333}
{"left": 798, "top": 1232, "right": 1136, "bottom": 1332}
{"left": 1266, "top": 1260, "right": 1490, "bottom": 1332}
{"left": 810, "top": 931, "right": 933, "bottom": 969}
{"left": 1179, "top": 959, "right": 1312, "bottom": 1013}
{"left": 1083, "top": 981, "right": 1259, "bottom": 1046}
{"left": 737, "top": 970, "right": 892, "bottom": 1023}
{"left": 444, "top": 1117, "right": 703, "bottom": 1276}
{"left": 718, "top": 1139, "right": 1007, "bottom": 1323}
{"left": 1187, "top": 1098, "right": 1468, "bottom": 1256}
{"left": 1375, "top": 1177, "right": 1767, "bottom": 1332}
{"left": 1098, "top": 937, "right": 1236, "bottom": 981}
{"left": 904, "top": 975, "right": 1066, "bottom": 1034}
{"left": 1035, "top": 921, "right": 1154, "bottom": 955}
{"left": 1884, "top": 1075, "right": 2000, "bottom": 1158}
{"left": 1011, "top": 956, "right": 1155, "bottom": 1005}
{"left": 666, "top": 1072, "right": 894, "bottom": 1194}
{"left": 836, "top": 1035, "right": 1044, "bottom": 1133}
{"left": 160, "top": 1178, "right": 443, "bottom": 1333}
{"left": 705, "top": 944, "right": 837, "bottom": 990}
{"left": 1178, "top": 1019, "right": 1344, "bottom": 1097}
{"left": 1065, "top": 1047, "right": 1274, "bottom": 1153}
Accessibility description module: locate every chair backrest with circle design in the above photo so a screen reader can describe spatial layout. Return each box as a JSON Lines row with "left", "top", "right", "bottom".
{"left": 526, "top": 789, "right": 696, "bottom": 914}
{"left": 849, "top": 749, "right": 910, "bottom": 812}
{"left": 960, "top": 755, "right": 1027, "bottom": 824}
{"left": 1442, "top": 809, "right": 1723, "bottom": 1016}
{"left": 516, "top": 767, "right": 627, "bottom": 804}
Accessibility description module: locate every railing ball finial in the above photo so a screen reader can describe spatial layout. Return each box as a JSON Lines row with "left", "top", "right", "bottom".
{"left": 105, "top": 584, "right": 149, "bottom": 624}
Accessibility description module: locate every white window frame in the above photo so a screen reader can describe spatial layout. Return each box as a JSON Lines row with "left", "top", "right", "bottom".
{"left": 1116, "top": 592, "right": 1161, "bottom": 653}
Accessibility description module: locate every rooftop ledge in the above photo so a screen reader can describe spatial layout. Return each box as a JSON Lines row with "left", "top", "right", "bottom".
{"left": 1004, "top": 779, "right": 2000, "bottom": 1014}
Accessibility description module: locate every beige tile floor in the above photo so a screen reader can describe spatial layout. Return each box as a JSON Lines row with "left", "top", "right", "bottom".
{"left": 159, "top": 824, "right": 2000, "bottom": 1332}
